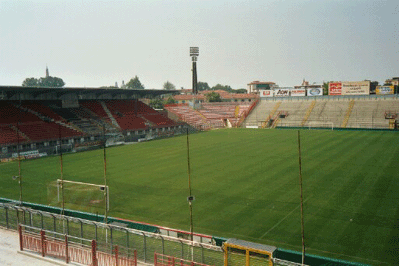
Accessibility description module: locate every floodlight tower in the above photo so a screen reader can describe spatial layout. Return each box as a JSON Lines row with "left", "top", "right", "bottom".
{"left": 190, "top": 47, "right": 199, "bottom": 95}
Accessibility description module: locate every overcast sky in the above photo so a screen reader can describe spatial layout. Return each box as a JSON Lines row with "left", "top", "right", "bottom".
{"left": 0, "top": 0, "right": 397, "bottom": 89}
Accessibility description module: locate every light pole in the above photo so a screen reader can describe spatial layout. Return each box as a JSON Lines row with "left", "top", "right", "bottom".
{"left": 190, "top": 47, "right": 199, "bottom": 96}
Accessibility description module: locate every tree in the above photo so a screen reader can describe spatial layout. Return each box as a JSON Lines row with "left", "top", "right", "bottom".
{"left": 38, "top": 76, "right": 65, "bottom": 87}
{"left": 197, "top": 81, "right": 210, "bottom": 91}
{"left": 211, "top": 84, "right": 233, "bottom": 92}
{"left": 163, "top": 81, "right": 176, "bottom": 90}
{"left": 149, "top": 97, "right": 164, "bottom": 109}
{"left": 322, "top": 82, "right": 330, "bottom": 95}
{"left": 22, "top": 76, "right": 65, "bottom": 87}
{"left": 165, "top": 96, "right": 176, "bottom": 105}
{"left": 126, "top": 76, "right": 145, "bottom": 90}
{"left": 205, "top": 91, "right": 222, "bottom": 102}
{"left": 22, "top": 77, "right": 39, "bottom": 87}
{"left": 233, "top": 89, "right": 247, "bottom": 94}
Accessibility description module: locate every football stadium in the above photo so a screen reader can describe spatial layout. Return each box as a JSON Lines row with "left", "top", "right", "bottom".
{"left": 0, "top": 85, "right": 398, "bottom": 266}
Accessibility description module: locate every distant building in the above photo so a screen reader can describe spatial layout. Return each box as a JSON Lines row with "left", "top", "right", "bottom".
{"left": 385, "top": 77, "right": 399, "bottom": 86}
{"left": 293, "top": 79, "right": 322, "bottom": 90}
{"left": 173, "top": 90, "right": 258, "bottom": 104}
{"left": 247, "top": 81, "right": 276, "bottom": 94}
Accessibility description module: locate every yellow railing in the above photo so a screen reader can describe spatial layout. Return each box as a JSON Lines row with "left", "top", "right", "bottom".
{"left": 300, "top": 100, "right": 316, "bottom": 127}
{"left": 341, "top": 100, "right": 355, "bottom": 128}
{"left": 262, "top": 102, "right": 281, "bottom": 128}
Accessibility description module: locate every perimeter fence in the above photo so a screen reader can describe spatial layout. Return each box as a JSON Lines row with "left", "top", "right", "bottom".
{"left": 0, "top": 202, "right": 224, "bottom": 265}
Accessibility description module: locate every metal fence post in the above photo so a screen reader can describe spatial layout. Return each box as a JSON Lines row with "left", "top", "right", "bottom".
{"left": 110, "top": 226, "right": 113, "bottom": 253}
{"left": 53, "top": 214, "right": 56, "bottom": 236}
{"left": 39, "top": 212, "right": 43, "bottom": 229}
{"left": 154, "top": 252, "right": 157, "bottom": 265}
{"left": 41, "top": 230, "right": 46, "bottom": 257}
{"left": 5, "top": 207, "right": 9, "bottom": 229}
{"left": 92, "top": 239, "right": 97, "bottom": 266}
{"left": 181, "top": 240, "right": 184, "bottom": 258}
{"left": 134, "top": 250, "right": 137, "bottom": 266}
{"left": 16, "top": 208, "right": 20, "bottom": 229}
{"left": 65, "top": 234, "right": 69, "bottom": 263}
{"left": 161, "top": 236, "right": 164, "bottom": 255}
{"left": 143, "top": 233, "right": 147, "bottom": 263}
{"left": 115, "top": 245, "right": 119, "bottom": 266}
{"left": 18, "top": 225, "right": 23, "bottom": 251}
{"left": 201, "top": 244, "right": 204, "bottom": 263}
{"left": 80, "top": 219, "right": 83, "bottom": 244}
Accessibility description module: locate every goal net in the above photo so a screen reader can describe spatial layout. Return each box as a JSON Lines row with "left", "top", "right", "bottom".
{"left": 47, "top": 179, "right": 109, "bottom": 213}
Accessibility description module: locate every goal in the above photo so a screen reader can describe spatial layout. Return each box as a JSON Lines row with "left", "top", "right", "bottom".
{"left": 47, "top": 179, "right": 109, "bottom": 212}
{"left": 308, "top": 121, "right": 334, "bottom": 130}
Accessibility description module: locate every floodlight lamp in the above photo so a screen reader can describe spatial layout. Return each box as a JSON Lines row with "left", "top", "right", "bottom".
{"left": 190, "top": 47, "right": 199, "bottom": 57}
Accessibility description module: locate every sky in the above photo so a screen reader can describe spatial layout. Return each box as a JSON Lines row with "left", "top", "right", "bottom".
{"left": 0, "top": 0, "right": 397, "bottom": 90}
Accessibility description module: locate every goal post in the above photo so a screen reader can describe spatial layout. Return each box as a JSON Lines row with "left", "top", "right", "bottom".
{"left": 308, "top": 121, "right": 333, "bottom": 130}
{"left": 47, "top": 179, "right": 109, "bottom": 212}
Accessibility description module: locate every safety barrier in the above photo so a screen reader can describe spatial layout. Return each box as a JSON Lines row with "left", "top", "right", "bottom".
{"left": 19, "top": 224, "right": 137, "bottom": 266}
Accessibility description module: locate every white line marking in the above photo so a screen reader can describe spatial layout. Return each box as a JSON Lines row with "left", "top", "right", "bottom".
{"left": 261, "top": 196, "right": 311, "bottom": 239}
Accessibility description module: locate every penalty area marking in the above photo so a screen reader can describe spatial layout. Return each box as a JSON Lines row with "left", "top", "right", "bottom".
{"left": 261, "top": 196, "right": 311, "bottom": 239}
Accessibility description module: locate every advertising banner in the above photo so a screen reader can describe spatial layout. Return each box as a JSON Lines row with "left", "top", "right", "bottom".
{"left": 307, "top": 87, "right": 323, "bottom": 96}
{"left": 329, "top": 82, "right": 342, "bottom": 95}
{"left": 274, "top": 89, "right": 290, "bottom": 97}
{"left": 260, "top": 90, "right": 273, "bottom": 97}
{"left": 341, "top": 81, "right": 370, "bottom": 95}
{"left": 376, "top": 86, "right": 394, "bottom": 95}
{"left": 291, "top": 88, "right": 306, "bottom": 97}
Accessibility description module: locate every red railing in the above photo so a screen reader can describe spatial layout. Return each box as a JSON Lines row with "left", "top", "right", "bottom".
{"left": 154, "top": 253, "right": 214, "bottom": 266}
{"left": 236, "top": 98, "right": 259, "bottom": 127}
{"left": 19, "top": 225, "right": 137, "bottom": 266}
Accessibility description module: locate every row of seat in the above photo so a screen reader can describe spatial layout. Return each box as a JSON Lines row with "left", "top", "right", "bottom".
{"left": 243, "top": 98, "right": 399, "bottom": 129}
{"left": 0, "top": 100, "right": 178, "bottom": 144}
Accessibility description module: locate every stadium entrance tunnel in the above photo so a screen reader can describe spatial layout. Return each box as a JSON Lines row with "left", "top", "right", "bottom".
{"left": 223, "top": 238, "right": 276, "bottom": 266}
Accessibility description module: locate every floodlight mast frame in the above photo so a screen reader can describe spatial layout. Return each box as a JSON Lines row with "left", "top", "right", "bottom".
{"left": 190, "top": 47, "right": 199, "bottom": 95}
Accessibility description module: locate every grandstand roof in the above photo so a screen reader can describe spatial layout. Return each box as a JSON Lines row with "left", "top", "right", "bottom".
{"left": 0, "top": 86, "right": 178, "bottom": 101}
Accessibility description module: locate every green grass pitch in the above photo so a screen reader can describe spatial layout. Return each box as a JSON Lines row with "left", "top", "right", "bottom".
{"left": 1, "top": 128, "right": 398, "bottom": 265}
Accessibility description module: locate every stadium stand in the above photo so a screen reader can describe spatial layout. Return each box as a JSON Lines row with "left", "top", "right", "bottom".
{"left": 0, "top": 125, "right": 26, "bottom": 144}
{"left": 242, "top": 96, "right": 399, "bottom": 129}
{"left": 165, "top": 102, "right": 251, "bottom": 129}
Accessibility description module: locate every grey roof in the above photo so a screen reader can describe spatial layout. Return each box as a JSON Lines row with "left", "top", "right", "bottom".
{"left": 225, "top": 238, "right": 277, "bottom": 254}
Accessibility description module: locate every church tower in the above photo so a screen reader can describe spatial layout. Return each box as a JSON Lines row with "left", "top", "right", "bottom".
{"left": 46, "top": 65, "right": 49, "bottom": 78}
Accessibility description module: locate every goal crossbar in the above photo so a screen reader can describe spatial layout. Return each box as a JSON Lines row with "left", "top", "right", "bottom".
{"left": 56, "top": 179, "right": 109, "bottom": 211}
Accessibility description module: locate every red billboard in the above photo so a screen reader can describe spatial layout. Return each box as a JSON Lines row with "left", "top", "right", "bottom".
{"left": 329, "top": 82, "right": 342, "bottom": 95}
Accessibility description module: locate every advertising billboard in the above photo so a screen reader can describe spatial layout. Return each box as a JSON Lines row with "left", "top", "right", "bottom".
{"left": 274, "top": 89, "right": 290, "bottom": 97}
{"left": 259, "top": 90, "right": 273, "bottom": 97}
{"left": 329, "top": 82, "right": 342, "bottom": 95}
{"left": 341, "top": 81, "right": 370, "bottom": 95}
{"left": 307, "top": 87, "right": 323, "bottom": 96}
{"left": 291, "top": 88, "right": 306, "bottom": 97}
{"left": 376, "top": 86, "right": 394, "bottom": 95}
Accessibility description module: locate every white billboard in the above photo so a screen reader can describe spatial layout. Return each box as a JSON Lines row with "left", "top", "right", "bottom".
{"left": 291, "top": 88, "right": 306, "bottom": 97}
{"left": 274, "top": 89, "right": 290, "bottom": 97}
{"left": 259, "top": 90, "right": 273, "bottom": 97}
{"left": 341, "top": 81, "right": 370, "bottom": 95}
{"left": 307, "top": 87, "right": 323, "bottom": 96}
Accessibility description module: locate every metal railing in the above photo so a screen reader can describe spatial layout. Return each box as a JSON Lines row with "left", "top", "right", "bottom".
{"left": 0, "top": 203, "right": 223, "bottom": 265}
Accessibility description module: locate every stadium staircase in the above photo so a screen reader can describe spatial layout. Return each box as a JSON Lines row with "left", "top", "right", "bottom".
{"left": 341, "top": 100, "right": 355, "bottom": 128}
{"left": 234, "top": 105, "right": 240, "bottom": 118}
{"left": 300, "top": 100, "right": 316, "bottom": 126}
{"left": 7, "top": 125, "right": 29, "bottom": 142}
{"left": 100, "top": 101, "right": 120, "bottom": 128}
{"left": 262, "top": 101, "right": 281, "bottom": 128}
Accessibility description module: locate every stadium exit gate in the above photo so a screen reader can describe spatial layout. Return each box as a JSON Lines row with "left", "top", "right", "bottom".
{"left": 223, "top": 238, "right": 275, "bottom": 266}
